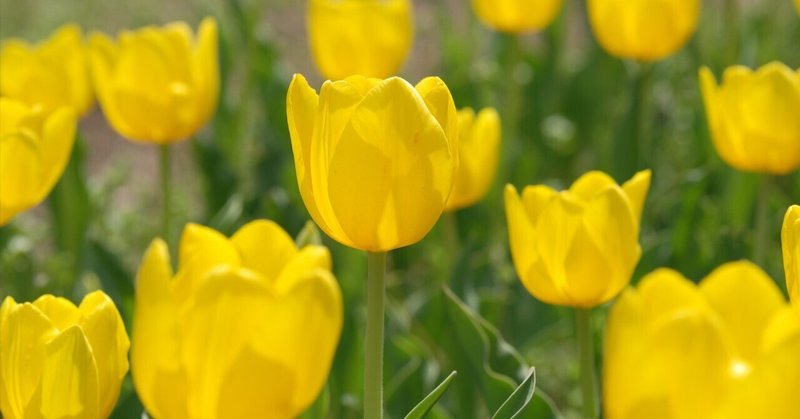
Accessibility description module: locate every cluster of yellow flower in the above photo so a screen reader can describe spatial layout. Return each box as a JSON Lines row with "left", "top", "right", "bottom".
{"left": 0, "top": 0, "right": 798, "bottom": 418}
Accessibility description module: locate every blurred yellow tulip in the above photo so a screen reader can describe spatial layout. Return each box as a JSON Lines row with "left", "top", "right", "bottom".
{"left": 471, "top": 0, "right": 563, "bottom": 33}
{"left": 0, "top": 98, "right": 77, "bottom": 226}
{"left": 700, "top": 62, "right": 800, "bottom": 175}
{"left": 588, "top": 0, "right": 700, "bottom": 61}
{"left": 0, "top": 24, "right": 93, "bottom": 117}
{"left": 504, "top": 169, "right": 651, "bottom": 308}
{"left": 605, "top": 261, "right": 800, "bottom": 419}
{"left": 88, "top": 17, "right": 219, "bottom": 144}
{"left": 796, "top": 0, "right": 800, "bottom": 14}
{"left": 132, "top": 220, "right": 342, "bottom": 419}
{"left": 784, "top": 205, "right": 800, "bottom": 303}
{"left": 308, "top": 0, "right": 412, "bottom": 80}
{"left": 0, "top": 291, "right": 130, "bottom": 418}
{"left": 287, "top": 74, "right": 458, "bottom": 252}
{"left": 445, "top": 107, "right": 501, "bottom": 211}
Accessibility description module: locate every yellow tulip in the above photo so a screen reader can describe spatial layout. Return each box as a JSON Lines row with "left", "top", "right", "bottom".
{"left": 132, "top": 220, "right": 343, "bottom": 418}
{"left": 784, "top": 205, "right": 800, "bottom": 303}
{"left": 587, "top": 0, "right": 700, "bottom": 61}
{"left": 286, "top": 74, "right": 458, "bottom": 252}
{"left": 605, "top": 261, "right": 800, "bottom": 419}
{"left": 445, "top": 107, "right": 501, "bottom": 211}
{"left": 0, "top": 24, "right": 93, "bottom": 117}
{"left": 796, "top": 0, "right": 800, "bottom": 14}
{"left": 471, "top": 0, "right": 563, "bottom": 33}
{"left": 88, "top": 17, "right": 219, "bottom": 144}
{"left": 308, "top": 0, "right": 412, "bottom": 80}
{"left": 0, "top": 98, "right": 77, "bottom": 226}
{"left": 504, "top": 169, "right": 651, "bottom": 308}
{"left": 0, "top": 291, "right": 130, "bottom": 418}
{"left": 699, "top": 62, "right": 800, "bottom": 175}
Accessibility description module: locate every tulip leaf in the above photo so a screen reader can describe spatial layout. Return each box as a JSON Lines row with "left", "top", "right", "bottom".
{"left": 491, "top": 367, "right": 535, "bottom": 419}
{"left": 295, "top": 220, "right": 322, "bottom": 247}
{"left": 404, "top": 370, "right": 457, "bottom": 419}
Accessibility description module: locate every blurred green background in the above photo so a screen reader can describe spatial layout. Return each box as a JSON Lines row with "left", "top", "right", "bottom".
{"left": 0, "top": 0, "right": 798, "bottom": 418}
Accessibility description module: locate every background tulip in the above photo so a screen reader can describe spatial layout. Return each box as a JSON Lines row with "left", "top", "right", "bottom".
{"left": 308, "top": 0, "right": 412, "bottom": 80}
{"left": 605, "top": 261, "right": 800, "bottom": 419}
{"left": 0, "top": 98, "right": 77, "bottom": 226}
{"left": 505, "top": 169, "right": 651, "bottom": 308}
{"left": 0, "top": 24, "right": 93, "bottom": 116}
{"left": 784, "top": 205, "right": 799, "bottom": 303}
{"left": 587, "top": 0, "right": 700, "bottom": 61}
{"left": 471, "top": 0, "right": 563, "bottom": 33}
{"left": 132, "top": 220, "right": 342, "bottom": 419}
{"left": 88, "top": 17, "right": 218, "bottom": 144}
{"left": 700, "top": 62, "right": 800, "bottom": 175}
{"left": 287, "top": 74, "right": 458, "bottom": 252}
{"left": 445, "top": 107, "right": 501, "bottom": 211}
{"left": 0, "top": 291, "right": 130, "bottom": 418}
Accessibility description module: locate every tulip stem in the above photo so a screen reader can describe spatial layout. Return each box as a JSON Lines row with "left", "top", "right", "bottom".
{"left": 614, "top": 62, "right": 652, "bottom": 182}
{"left": 159, "top": 144, "right": 172, "bottom": 243}
{"left": 753, "top": 175, "right": 771, "bottom": 267}
{"left": 365, "top": 251, "right": 387, "bottom": 419}
{"left": 576, "top": 308, "right": 598, "bottom": 419}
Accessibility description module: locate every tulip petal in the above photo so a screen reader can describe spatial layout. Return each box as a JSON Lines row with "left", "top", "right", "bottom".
{"left": 782, "top": 205, "right": 800, "bottom": 303}
{"left": 0, "top": 304, "right": 59, "bottom": 417}
{"left": 25, "top": 326, "right": 99, "bottom": 419}
{"left": 636, "top": 268, "right": 706, "bottom": 320}
{"left": 324, "top": 77, "right": 453, "bottom": 250}
{"left": 568, "top": 170, "right": 616, "bottom": 200}
{"left": 32, "top": 294, "right": 80, "bottom": 331}
{"left": 699, "top": 261, "right": 785, "bottom": 362}
{"left": 36, "top": 106, "right": 77, "bottom": 202}
{"left": 78, "top": 291, "right": 130, "bottom": 417}
{"left": 0, "top": 120, "right": 44, "bottom": 225}
{"left": 231, "top": 219, "right": 298, "bottom": 282}
{"left": 415, "top": 77, "right": 458, "bottom": 161}
{"left": 274, "top": 245, "right": 333, "bottom": 293}
{"left": 621, "top": 169, "right": 651, "bottom": 224}
{"left": 604, "top": 287, "right": 647, "bottom": 419}
{"left": 174, "top": 223, "right": 240, "bottom": 302}
{"left": 194, "top": 17, "right": 220, "bottom": 125}
{"left": 132, "top": 239, "right": 189, "bottom": 419}
{"left": 761, "top": 305, "right": 800, "bottom": 354}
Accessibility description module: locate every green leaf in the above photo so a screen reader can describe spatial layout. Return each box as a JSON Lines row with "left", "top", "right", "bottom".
{"left": 404, "top": 371, "right": 458, "bottom": 419}
{"left": 491, "top": 368, "right": 535, "bottom": 419}
{"left": 295, "top": 220, "right": 322, "bottom": 248}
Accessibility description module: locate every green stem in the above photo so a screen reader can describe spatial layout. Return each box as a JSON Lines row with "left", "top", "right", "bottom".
{"left": 614, "top": 62, "right": 652, "bottom": 181}
{"left": 159, "top": 144, "right": 172, "bottom": 243}
{"left": 365, "top": 251, "right": 387, "bottom": 419}
{"left": 502, "top": 34, "right": 525, "bottom": 181}
{"left": 724, "top": 0, "right": 739, "bottom": 65}
{"left": 576, "top": 308, "right": 598, "bottom": 419}
{"left": 753, "top": 175, "right": 771, "bottom": 267}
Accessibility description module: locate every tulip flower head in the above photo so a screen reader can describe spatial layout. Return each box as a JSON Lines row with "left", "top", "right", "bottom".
{"left": 132, "top": 220, "right": 343, "bottom": 419}
{"left": 505, "top": 169, "right": 651, "bottom": 308}
{"left": 700, "top": 62, "right": 800, "bottom": 175}
{"left": 588, "top": 0, "right": 700, "bottom": 61}
{"left": 471, "top": 0, "right": 563, "bottom": 33}
{"left": 88, "top": 17, "right": 219, "bottom": 144}
{"left": 445, "top": 107, "right": 501, "bottom": 211}
{"left": 287, "top": 74, "right": 458, "bottom": 252}
{"left": 0, "top": 24, "right": 94, "bottom": 116}
{"left": 605, "top": 261, "right": 800, "bottom": 419}
{"left": 784, "top": 205, "right": 800, "bottom": 303}
{"left": 0, "top": 291, "right": 130, "bottom": 418}
{"left": 0, "top": 98, "right": 77, "bottom": 226}
{"left": 308, "top": 0, "right": 412, "bottom": 80}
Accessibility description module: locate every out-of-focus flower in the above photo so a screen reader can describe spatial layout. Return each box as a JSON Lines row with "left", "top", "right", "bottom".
{"left": 605, "top": 261, "right": 800, "bottom": 419}
{"left": 445, "top": 107, "right": 501, "bottom": 211}
{"left": 0, "top": 24, "right": 94, "bottom": 117}
{"left": 286, "top": 74, "right": 458, "bottom": 252}
{"left": 700, "top": 62, "right": 800, "bottom": 175}
{"left": 471, "top": 0, "right": 563, "bottom": 33}
{"left": 784, "top": 205, "right": 800, "bottom": 303}
{"left": 0, "top": 291, "right": 130, "bottom": 418}
{"left": 587, "top": 0, "right": 700, "bottom": 61}
{"left": 132, "top": 220, "right": 343, "bottom": 419}
{"left": 796, "top": 0, "right": 800, "bottom": 14}
{"left": 308, "top": 0, "right": 412, "bottom": 80}
{"left": 504, "top": 170, "right": 651, "bottom": 308}
{"left": 88, "top": 17, "right": 218, "bottom": 144}
{"left": 0, "top": 98, "right": 76, "bottom": 226}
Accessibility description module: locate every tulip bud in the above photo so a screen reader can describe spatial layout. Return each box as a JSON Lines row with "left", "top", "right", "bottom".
{"left": 0, "top": 24, "right": 94, "bottom": 117}
{"left": 0, "top": 291, "right": 130, "bottom": 418}
{"left": 504, "top": 170, "right": 651, "bottom": 308}
{"left": 587, "top": 0, "right": 700, "bottom": 61}
{"left": 445, "top": 107, "right": 501, "bottom": 211}
{"left": 471, "top": 0, "right": 563, "bottom": 34}
{"left": 783, "top": 205, "right": 800, "bottom": 303}
{"left": 0, "top": 98, "right": 77, "bottom": 226}
{"left": 88, "top": 17, "right": 219, "bottom": 144}
{"left": 132, "top": 220, "right": 343, "bottom": 418}
{"left": 308, "top": 0, "right": 412, "bottom": 80}
{"left": 287, "top": 73, "right": 458, "bottom": 252}
{"left": 605, "top": 262, "right": 800, "bottom": 419}
{"left": 700, "top": 62, "right": 800, "bottom": 175}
